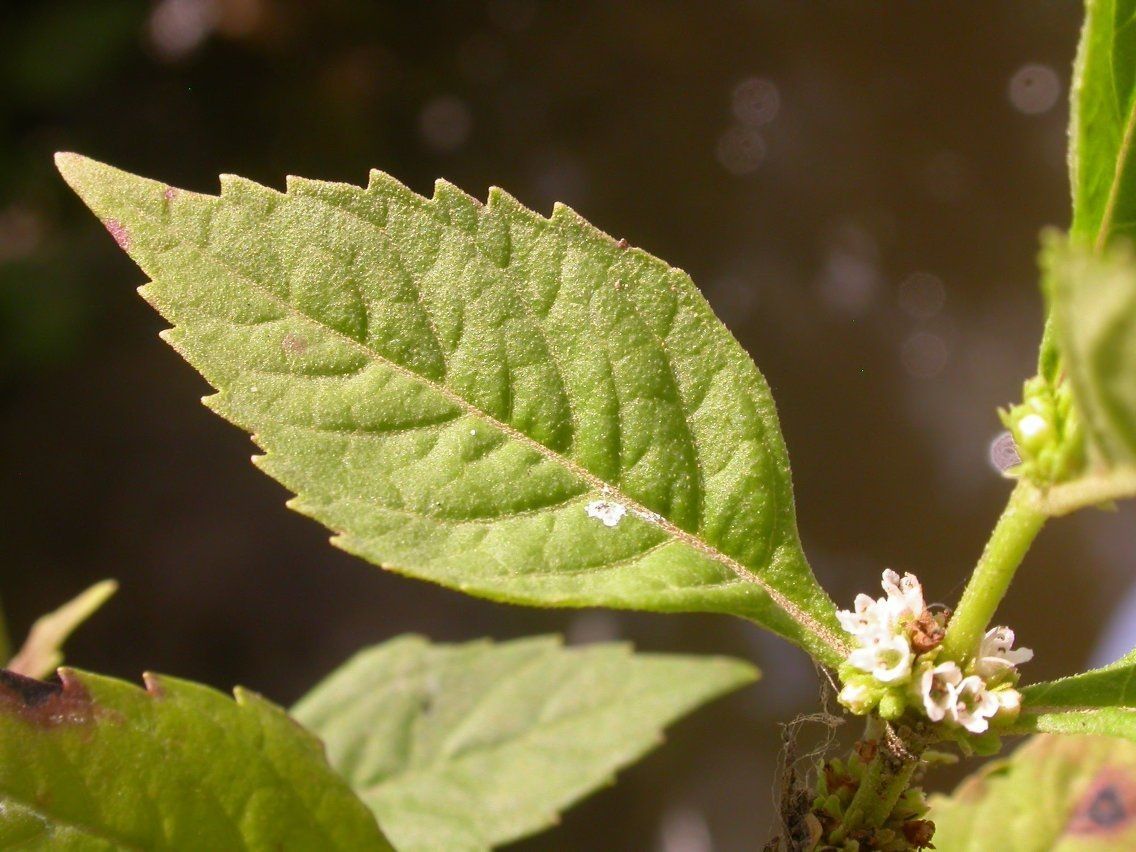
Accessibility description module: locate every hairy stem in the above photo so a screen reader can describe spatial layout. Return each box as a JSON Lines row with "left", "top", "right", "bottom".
{"left": 940, "top": 481, "right": 1047, "bottom": 663}
{"left": 830, "top": 729, "right": 920, "bottom": 843}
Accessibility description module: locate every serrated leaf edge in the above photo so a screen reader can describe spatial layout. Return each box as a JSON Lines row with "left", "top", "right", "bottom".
{"left": 55, "top": 153, "right": 846, "bottom": 661}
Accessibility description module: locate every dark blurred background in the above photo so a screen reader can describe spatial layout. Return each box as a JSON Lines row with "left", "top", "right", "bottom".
{"left": 1, "top": 1, "right": 1129, "bottom": 849}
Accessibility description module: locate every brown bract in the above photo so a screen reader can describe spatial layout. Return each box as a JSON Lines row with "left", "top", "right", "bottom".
{"left": 910, "top": 609, "right": 948, "bottom": 655}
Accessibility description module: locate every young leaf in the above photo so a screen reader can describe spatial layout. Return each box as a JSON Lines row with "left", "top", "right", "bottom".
{"left": 55, "top": 153, "right": 845, "bottom": 665}
{"left": 1014, "top": 651, "right": 1136, "bottom": 740}
{"left": 1022, "top": 647, "right": 1136, "bottom": 709}
{"left": 7, "top": 579, "right": 117, "bottom": 678}
{"left": 0, "top": 667, "right": 392, "bottom": 850}
{"left": 291, "top": 634, "right": 757, "bottom": 852}
{"left": 1070, "top": 0, "right": 1136, "bottom": 249}
{"left": 1038, "top": 234, "right": 1136, "bottom": 512}
{"left": 930, "top": 734, "right": 1136, "bottom": 849}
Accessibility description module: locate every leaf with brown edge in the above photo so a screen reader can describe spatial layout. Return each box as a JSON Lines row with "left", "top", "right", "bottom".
{"left": 0, "top": 667, "right": 392, "bottom": 850}
{"left": 930, "top": 734, "right": 1136, "bottom": 851}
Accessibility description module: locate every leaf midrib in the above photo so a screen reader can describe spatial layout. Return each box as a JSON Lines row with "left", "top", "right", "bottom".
{"left": 1094, "top": 100, "right": 1136, "bottom": 250}
{"left": 317, "top": 184, "right": 709, "bottom": 546}
{"left": 1094, "top": 14, "right": 1136, "bottom": 251}
{"left": 163, "top": 190, "right": 844, "bottom": 656}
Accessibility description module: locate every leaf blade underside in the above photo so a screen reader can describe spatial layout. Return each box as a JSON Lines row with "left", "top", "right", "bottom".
{"left": 292, "top": 634, "right": 757, "bottom": 852}
{"left": 56, "top": 154, "right": 844, "bottom": 663}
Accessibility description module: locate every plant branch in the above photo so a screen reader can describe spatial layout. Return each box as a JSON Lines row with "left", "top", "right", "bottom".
{"left": 828, "top": 726, "right": 922, "bottom": 845}
{"left": 940, "top": 481, "right": 1047, "bottom": 663}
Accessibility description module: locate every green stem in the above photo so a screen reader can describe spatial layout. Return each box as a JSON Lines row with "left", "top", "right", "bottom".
{"left": 940, "top": 481, "right": 1047, "bottom": 663}
{"left": 830, "top": 729, "right": 920, "bottom": 843}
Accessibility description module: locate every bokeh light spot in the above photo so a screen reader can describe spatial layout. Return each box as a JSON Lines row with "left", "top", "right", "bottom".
{"left": 716, "top": 126, "right": 766, "bottom": 175}
{"left": 1008, "top": 64, "right": 1061, "bottom": 115}
{"left": 418, "top": 96, "right": 473, "bottom": 153}
{"left": 147, "top": 0, "right": 216, "bottom": 61}
{"left": 988, "top": 430, "right": 1021, "bottom": 474}
{"left": 901, "top": 331, "right": 949, "bottom": 379}
{"left": 731, "top": 77, "right": 780, "bottom": 127}
{"left": 898, "top": 271, "right": 946, "bottom": 319}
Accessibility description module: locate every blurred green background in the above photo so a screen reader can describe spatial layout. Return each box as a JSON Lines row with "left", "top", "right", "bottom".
{"left": 1, "top": 1, "right": 1126, "bottom": 848}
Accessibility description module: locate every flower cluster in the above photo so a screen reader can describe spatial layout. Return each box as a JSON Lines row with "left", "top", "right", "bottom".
{"left": 1000, "top": 374, "right": 1083, "bottom": 486}
{"left": 836, "top": 570, "right": 1031, "bottom": 734}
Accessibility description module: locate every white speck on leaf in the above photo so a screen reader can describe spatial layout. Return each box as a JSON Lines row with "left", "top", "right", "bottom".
{"left": 633, "top": 507, "right": 663, "bottom": 526}
{"left": 586, "top": 500, "right": 627, "bottom": 527}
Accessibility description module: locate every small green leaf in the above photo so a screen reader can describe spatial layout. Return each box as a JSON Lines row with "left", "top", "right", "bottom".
{"left": 1070, "top": 0, "right": 1136, "bottom": 248}
{"left": 0, "top": 667, "right": 392, "bottom": 850}
{"left": 1022, "top": 648, "right": 1136, "bottom": 709}
{"left": 1013, "top": 651, "right": 1136, "bottom": 740}
{"left": 7, "top": 580, "right": 117, "bottom": 678}
{"left": 1035, "top": 233, "right": 1136, "bottom": 512}
{"left": 291, "top": 634, "right": 757, "bottom": 852}
{"left": 930, "top": 734, "right": 1136, "bottom": 850}
{"left": 55, "top": 153, "right": 845, "bottom": 664}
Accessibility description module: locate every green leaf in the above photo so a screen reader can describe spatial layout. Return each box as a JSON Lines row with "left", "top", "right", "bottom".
{"left": 1022, "top": 647, "right": 1136, "bottom": 709}
{"left": 7, "top": 580, "right": 117, "bottom": 679}
{"left": 54, "top": 153, "right": 845, "bottom": 665}
{"left": 1035, "top": 233, "right": 1136, "bottom": 512}
{"left": 0, "top": 668, "right": 392, "bottom": 850}
{"left": 1011, "top": 650, "right": 1136, "bottom": 741}
{"left": 1070, "top": 0, "right": 1136, "bottom": 248}
{"left": 930, "top": 734, "right": 1136, "bottom": 851}
{"left": 291, "top": 635, "right": 756, "bottom": 852}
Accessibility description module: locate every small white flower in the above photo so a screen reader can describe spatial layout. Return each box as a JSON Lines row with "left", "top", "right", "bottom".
{"left": 837, "top": 570, "right": 925, "bottom": 644}
{"left": 919, "top": 661, "right": 963, "bottom": 722}
{"left": 881, "top": 569, "right": 925, "bottom": 623}
{"left": 953, "top": 675, "right": 1001, "bottom": 734}
{"left": 848, "top": 633, "right": 913, "bottom": 683}
{"left": 974, "top": 626, "right": 1033, "bottom": 679}
{"left": 838, "top": 680, "right": 875, "bottom": 714}
{"left": 836, "top": 593, "right": 889, "bottom": 639}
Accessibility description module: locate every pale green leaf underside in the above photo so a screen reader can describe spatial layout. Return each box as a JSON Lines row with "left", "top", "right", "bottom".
{"left": 292, "top": 634, "right": 756, "bottom": 852}
{"left": 930, "top": 734, "right": 1136, "bottom": 851}
{"left": 55, "top": 154, "right": 844, "bottom": 664}
{"left": 1042, "top": 235, "right": 1136, "bottom": 511}
{"left": 0, "top": 668, "right": 390, "bottom": 850}
{"left": 1070, "top": 0, "right": 1136, "bottom": 247}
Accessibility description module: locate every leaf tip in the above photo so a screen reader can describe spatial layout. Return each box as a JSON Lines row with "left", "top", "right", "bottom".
{"left": 89, "top": 578, "right": 119, "bottom": 602}
{"left": 53, "top": 152, "right": 114, "bottom": 201}
{"left": 53, "top": 150, "right": 83, "bottom": 176}
{"left": 53, "top": 151, "right": 102, "bottom": 192}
